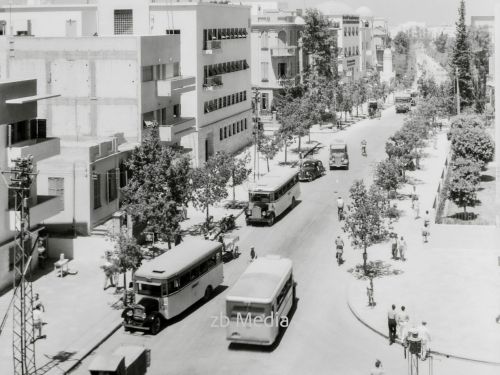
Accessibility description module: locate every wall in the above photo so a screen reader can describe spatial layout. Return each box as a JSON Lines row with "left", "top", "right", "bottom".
{"left": 495, "top": 4, "right": 500, "bottom": 226}
{"left": 97, "top": 0, "right": 149, "bottom": 36}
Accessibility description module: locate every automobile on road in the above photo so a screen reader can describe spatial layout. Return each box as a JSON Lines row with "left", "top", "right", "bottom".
{"left": 329, "top": 141, "right": 349, "bottom": 170}
{"left": 122, "top": 239, "right": 224, "bottom": 335}
{"left": 245, "top": 170, "right": 300, "bottom": 226}
{"left": 298, "top": 159, "right": 325, "bottom": 182}
{"left": 226, "top": 255, "right": 295, "bottom": 346}
{"left": 395, "top": 93, "right": 412, "bottom": 113}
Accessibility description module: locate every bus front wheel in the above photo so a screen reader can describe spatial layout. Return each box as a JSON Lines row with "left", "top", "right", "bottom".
{"left": 204, "top": 286, "right": 213, "bottom": 302}
{"left": 267, "top": 214, "right": 275, "bottom": 226}
{"left": 150, "top": 316, "right": 161, "bottom": 335}
{"left": 291, "top": 197, "right": 297, "bottom": 208}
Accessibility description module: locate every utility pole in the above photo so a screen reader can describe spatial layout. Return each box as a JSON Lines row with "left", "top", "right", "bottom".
{"left": 455, "top": 67, "right": 461, "bottom": 115}
{"left": 252, "top": 89, "right": 261, "bottom": 182}
{"left": 1, "top": 156, "right": 38, "bottom": 375}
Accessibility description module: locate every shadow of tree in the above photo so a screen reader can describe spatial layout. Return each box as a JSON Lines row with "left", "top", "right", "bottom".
{"left": 348, "top": 260, "right": 403, "bottom": 280}
{"left": 37, "top": 351, "right": 77, "bottom": 375}
{"left": 480, "top": 174, "right": 495, "bottom": 183}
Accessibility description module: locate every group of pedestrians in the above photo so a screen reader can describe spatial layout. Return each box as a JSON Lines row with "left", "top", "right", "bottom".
{"left": 389, "top": 233, "right": 407, "bottom": 261}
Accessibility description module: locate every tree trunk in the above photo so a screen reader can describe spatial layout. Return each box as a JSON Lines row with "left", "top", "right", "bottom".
{"left": 298, "top": 136, "right": 301, "bottom": 153}
{"left": 232, "top": 171, "right": 236, "bottom": 204}
{"left": 284, "top": 143, "right": 288, "bottom": 163}
{"left": 363, "top": 244, "right": 368, "bottom": 275}
{"left": 266, "top": 157, "right": 270, "bottom": 172}
{"left": 123, "top": 272, "right": 127, "bottom": 306}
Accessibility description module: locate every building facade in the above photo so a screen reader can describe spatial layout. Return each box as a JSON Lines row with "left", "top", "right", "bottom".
{"left": 250, "top": 6, "right": 306, "bottom": 113}
{"left": 328, "top": 14, "right": 361, "bottom": 82}
{"left": 0, "top": 78, "right": 63, "bottom": 291}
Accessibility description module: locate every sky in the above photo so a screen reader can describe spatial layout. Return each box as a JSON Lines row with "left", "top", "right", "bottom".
{"left": 276, "top": 0, "right": 496, "bottom": 26}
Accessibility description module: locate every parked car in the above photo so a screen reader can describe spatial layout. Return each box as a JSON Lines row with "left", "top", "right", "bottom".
{"left": 299, "top": 159, "right": 325, "bottom": 181}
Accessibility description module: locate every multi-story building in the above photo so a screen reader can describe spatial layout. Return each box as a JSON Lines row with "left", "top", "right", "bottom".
{"left": 249, "top": 5, "right": 306, "bottom": 113}
{"left": 359, "top": 17, "right": 375, "bottom": 75}
{"left": 373, "top": 18, "right": 389, "bottom": 71}
{"left": 0, "top": 0, "right": 253, "bottom": 166}
{"left": 0, "top": 34, "right": 194, "bottom": 234}
{"left": 328, "top": 14, "right": 361, "bottom": 82}
{"left": 0, "top": 78, "right": 63, "bottom": 291}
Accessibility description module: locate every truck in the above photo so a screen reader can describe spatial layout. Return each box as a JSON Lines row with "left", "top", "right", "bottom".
{"left": 395, "top": 94, "right": 412, "bottom": 113}
{"left": 88, "top": 346, "right": 150, "bottom": 375}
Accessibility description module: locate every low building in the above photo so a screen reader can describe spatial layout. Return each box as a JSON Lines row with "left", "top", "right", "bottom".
{"left": 250, "top": 5, "right": 306, "bottom": 113}
{"left": 0, "top": 78, "right": 63, "bottom": 291}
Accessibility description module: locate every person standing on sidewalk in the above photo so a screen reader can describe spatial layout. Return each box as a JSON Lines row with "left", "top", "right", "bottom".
{"left": 335, "top": 236, "right": 344, "bottom": 266}
{"left": 387, "top": 304, "right": 397, "bottom": 344}
{"left": 102, "top": 252, "right": 116, "bottom": 290}
{"left": 399, "top": 236, "right": 407, "bottom": 261}
{"left": 34, "top": 293, "right": 45, "bottom": 312}
{"left": 390, "top": 233, "right": 399, "bottom": 260}
{"left": 413, "top": 197, "right": 420, "bottom": 219}
{"left": 397, "top": 305, "right": 410, "bottom": 340}
{"left": 370, "top": 360, "right": 384, "bottom": 375}
{"left": 418, "top": 321, "right": 431, "bottom": 359}
{"left": 250, "top": 247, "right": 257, "bottom": 262}
{"left": 33, "top": 305, "right": 45, "bottom": 340}
{"left": 423, "top": 210, "right": 431, "bottom": 227}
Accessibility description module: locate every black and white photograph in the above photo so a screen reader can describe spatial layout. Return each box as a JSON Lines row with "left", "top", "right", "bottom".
{"left": 0, "top": 0, "right": 498, "bottom": 374}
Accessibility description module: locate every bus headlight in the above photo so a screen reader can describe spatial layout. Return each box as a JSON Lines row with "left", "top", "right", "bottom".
{"left": 126, "top": 310, "right": 133, "bottom": 317}
{"left": 246, "top": 209, "right": 251, "bottom": 216}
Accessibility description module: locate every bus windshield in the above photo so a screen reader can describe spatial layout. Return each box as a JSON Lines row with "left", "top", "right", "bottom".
{"left": 136, "top": 283, "right": 162, "bottom": 297}
{"left": 250, "top": 192, "right": 272, "bottom": 203}
{"left": 227, "top": 302, "right": 270, "bottom": 320}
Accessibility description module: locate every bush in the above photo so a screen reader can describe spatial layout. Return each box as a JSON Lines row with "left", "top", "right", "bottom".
{"left": 451, "top": 126, "right": 494, "bottom": 167}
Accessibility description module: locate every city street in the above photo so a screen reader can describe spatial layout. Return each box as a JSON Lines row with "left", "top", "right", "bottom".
{"left": 71, "top": 108, "right": 432, "bottom": 375}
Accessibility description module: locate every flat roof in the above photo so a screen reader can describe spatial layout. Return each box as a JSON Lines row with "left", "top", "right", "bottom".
{"left": 88, "top": 355, "right": 122, "bottom": 372}
{"left": 112, "top": 346, "right": 146, "bottom": 368}
{"left": 135, "top": 238, "right": 222, "bottom": 280}
{"left": 249, "top": 169, "right": 298, "bottom": 192}
{"left": 226, "top": 256, "right": 292, "bottom": 303}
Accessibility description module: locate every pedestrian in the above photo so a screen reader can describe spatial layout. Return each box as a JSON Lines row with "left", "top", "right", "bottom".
{"left": 37, "top": 237, "right": 47, "bottom": 269}
{"left": 387, "top": 304, "right": 397, "bottom": 344}
{"left": 422, "top": 225, "right": 430, "bottom": 243}
{"left": 399, "top": 236, "right": 407, "bottom": 261}
{"left": 335, "top": 236, "right": 344, "bottom": 266}
{"left": 250, "top": 247, "right": 257, "bottom": 262}
{"left": 391, "top": 233, "right": 399, "bottom": 260}
{"left": 174, "top": 232, "right": 182, "bottom": 246}
{"left": 413, "top": 197, "right": 420, "bottom": 219}
{"left": 370, "top": 359, "right": 385, "bottom": 375}
{"left": 33, "top": 293, "right": 45, "bottom": 312}
{"left": 397, "top": 305, "right": 410, "bottom": 340}
{"left": 366, "top": 285, "right": 375, "bottom": 307}
{"left": 423, "top": 210, "right": 431, "bottom": 227}
{"left": 417, "top": 321, "right": 431, "bottom": 359}
{"left": 33, "top": 305, "right": 44, "bottom": 340}
{"left": 102, "top": 252, "right": 116, "bottom": 290}
{"left": 438, "top": 122, "right": 443, "bottom": 132}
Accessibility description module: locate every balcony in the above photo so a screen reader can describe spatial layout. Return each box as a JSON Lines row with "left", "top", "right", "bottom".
{"left": 158, "top": 117, "right": 196, "bottom": 143}
{"left": 203, "top": 76, "right": 223, "bottom": 91}
{"left": 203, "top": 40, "right": 222, "bottom": 55}
{"left": 9, "top": 195, "right": 63, "bottom": 231}
{"left": 277, "top": 77, "right": 297, "bottom": 87}
{"left": 157, "top": 76, "right": 196, "bottom": 97}
{"left": 7, "top": 137, "right": 60, "bottom": 167}
{"left": 270, "top": 46, "right": 297, "bottom": 57}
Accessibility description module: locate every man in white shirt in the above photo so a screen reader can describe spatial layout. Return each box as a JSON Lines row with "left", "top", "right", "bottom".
{"left": 336, "top": 196, "right": 344, "bottom": 220}
{"left": 397, "top": 305, "right": 410, "bottom": 340}
{"left": 33, "top": 305, "right": 44, "bottom": 339}
{"left": 417, "top": 321, "right": 431, "bottom": 359}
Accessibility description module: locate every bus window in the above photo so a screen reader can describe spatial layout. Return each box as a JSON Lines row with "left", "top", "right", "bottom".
{"left": 207, "top": 254, "right": 216, "bottom": 269}
{"left": 167, "top": 278, "right": 180, "bottom": 294}
{"left": 190, "top": 265, "right": 201, "bottom": 281}
{"left": 250, "top": 193, "right": 271, "bottom": 203}
{"left": 228, "top": 303, "right": 268, "bottom": 319}
{"left": 180, "top": 272, "right": 191, "bottom": 288}
{"left": 276, "top": 275, "right": 293, "bottom": 308}
{"left": 200, "top": 259, "right": 209, "bottom": 274}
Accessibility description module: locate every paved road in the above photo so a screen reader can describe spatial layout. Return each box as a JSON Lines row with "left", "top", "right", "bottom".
{"left": 72, "top": 108, "right": 482, "bottom": 375}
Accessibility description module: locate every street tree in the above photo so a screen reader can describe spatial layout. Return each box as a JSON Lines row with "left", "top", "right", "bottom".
{"left": 393, "top": 31, "right": 410, "bottom": 54}
{"left": 190, "top": 151, "right": 232, "bottom": 224}
{"left": 450, "top": 0, "right": 475, "bottom": 109}
{"left": 258, "top": 134, "right": 280, "bottom": 172}
{"left": 108, "top": 228, "right": 144, "bottom": 306}
{"left": 228, "top": 153, "right": 252, "bottom": 204}
{"left": 121, "top": 125, "right": 191, "bottom": 246}
{"left": 447, "top": 158, "right": 481, "bottom": 218}
{"left": 374, "top": 158, "right": 403, "bottom": 198}
{"left": 451, "top": 126, "right": 494, "bottom": 167}
{"left": 343, "top": 180, "right": 388, "bottom": 274}
{"left": 434, "top": 32, "right": 448, "bottom": 53}
{"left": 469, "top": 26, "right": 491, "bottom": 113}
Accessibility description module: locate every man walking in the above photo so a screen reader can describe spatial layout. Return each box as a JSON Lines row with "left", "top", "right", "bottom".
{"left": 387, "top": 304, "right": 397, "bottom": 344}
{"left": 370, "top": 360, "right": 385, "bottom": 375}
{"left": 33, "top": 305, "right": 45, "bottom": 340}
{"left": 391, "top": 233, "right": 399, "bottom": 260}
{"left": 399, "top": 236, "right": 407, "bottom": 261}
{"left": 397, "top": 305, "right": 410, "bottom": 340}
{"left": 102, "top": 252, "right": 116, "bottom": 290}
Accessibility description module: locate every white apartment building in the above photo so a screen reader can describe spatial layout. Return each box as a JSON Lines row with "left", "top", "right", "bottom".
{"left": 328, "top": 14, "right": 361, "bottom": 82}
{"left": 250, "top": 6, "right": 306, "bottom": 113}
{"left": 359, "top": 17, "right": 375, "bottom": 75}
{"left": 373, "top": 18, "right": 389, "bottom": 71}
{"left": 0, "top": 0, "right": 253, "bottom": 166}
{"left": 0, "top": 34, "right": 194, "bottom": 234}
{"left": 0, "top": 78, "right": 63, "bottom": 291}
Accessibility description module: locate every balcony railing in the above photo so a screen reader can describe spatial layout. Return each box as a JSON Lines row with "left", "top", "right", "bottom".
{"left": 203, "top": 40, "right": 222, "bottom": 54}
{"left": 270, "top": 46, "right": 297, "bottom": 57}
{"left": 203, "top": 76, "right": 223, "bottom": 91}
{"left": 157, "top": 76, "right": 196, "bottom": 96}
{"left": 158, "top": 117, "right": 196, "bottom": 143}
{"left": 7, "top": 137, "right": 60, "bottom": 167}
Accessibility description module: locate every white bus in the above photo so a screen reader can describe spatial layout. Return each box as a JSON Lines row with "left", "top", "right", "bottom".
{"left": 245, "top": 169, "right": 300, "bottom": 226}
{"left": 226, "top": 256, "right": 295, "bottom": 346}
{"left": 122, "top": 238, "right": 223, "bottom": 334}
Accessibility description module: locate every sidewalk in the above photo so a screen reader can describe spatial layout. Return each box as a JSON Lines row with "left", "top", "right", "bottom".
{"left": 346, "top": 130, "right": 500, "bottom": 364}
{"left": 0, "top": 237, "right": 123, "bottom": 375}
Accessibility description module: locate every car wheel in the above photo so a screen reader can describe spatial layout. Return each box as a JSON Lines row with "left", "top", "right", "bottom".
{"left": 150, "top": 316, "right": 161, "bottom": 335}
{"left": 267, "top": 214, "right": 275, "bottom": 226}
{"left": 309, "top": 177, "right": 313, "bottom": 182}
{"left": 204, "top": 285, "right": 213, "bottom": 302}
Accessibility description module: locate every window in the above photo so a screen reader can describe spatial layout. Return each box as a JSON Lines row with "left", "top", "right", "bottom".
{"left": 237, "top": 122, "right": 240, "bottom": 133}
{"left": 173, "top": 104, "right": 180, "bottom": 118}
{"left": 119, "top": 163, "right": 128, "bottom": 188}
{"left": 114, "top": 9, "right": 133, "bottom": 35}
{"left": 261, "top": 62, "right": 269, "bottom": 81}
{"left": 93, "top": 174, "right": 101, "bottom": 209}
{"left": 142, "top": 66, "right": 153, "bottom": 82}
{"left": 278, "top": 63, "right": 287, "bottom": 78}
{"left": 218, "top": 98, "right": 222, "bottom": 108}
{"left": 233, "top": 123, "right": 236, "bottom": 134}
{"left": 244, "top": 118, "right": 247, "bottom": 130}
{"left": 48, "top": 177, "right": 64, "bottom": 203}
{"left": 8, "top": 246, "right": 15, "bottom": 271}
{"left": 276, "top": 275, "right": 293, "bottom": 309}
{"left": 231, "top": 94, "right": 235, "bottom": 105}
{"left": 229, "top": 125, "right": 232, "bottom": 137}
{"left": 261, "top": 93, "right": 269, "bottom": 110}
{"left": 223, "top": 97, "right": 227, "bottom": 107}
{"left": 244, "top": 91, "right": 247, "bottom": 101}
{"left": 277, "top": 30, "right": 287, "bottom": 48}
{"left": 107, "top": 169, "right": 117, "bottom": 202}
{"left": 220, "top": 128, "right": 223, "bottom": 141}
{"left": 224, "top": 127, "right": 227, "bottom": 139}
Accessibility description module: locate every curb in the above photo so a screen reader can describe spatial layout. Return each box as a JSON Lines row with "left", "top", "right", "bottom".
{"left": 346, "top": 283, "right": 500, "bottom": 366}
